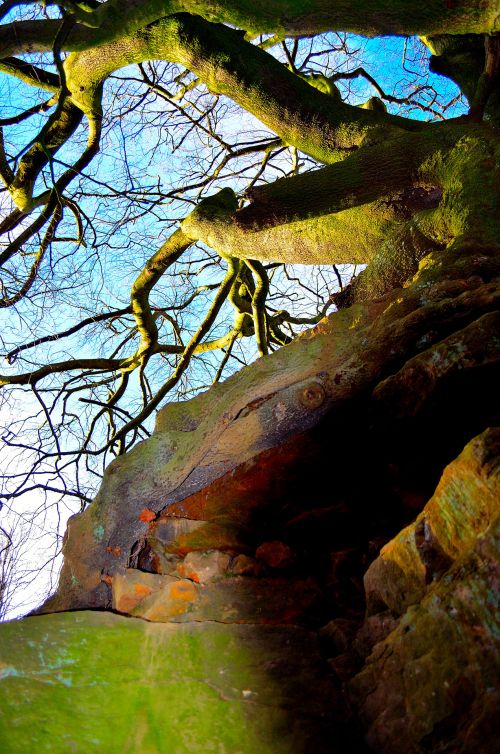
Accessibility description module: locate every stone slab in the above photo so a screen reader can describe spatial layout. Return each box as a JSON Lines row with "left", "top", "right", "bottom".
{"left": 0, "top": 611, "right": 344, "bottom": 754}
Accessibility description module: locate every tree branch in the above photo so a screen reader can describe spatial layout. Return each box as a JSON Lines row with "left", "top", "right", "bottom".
{"left": 107, "top": 252, "right": 241, "bottom": 447}
{"left": 1, "top": 1, "right": 497, "bottom": 60}
{"left": 245, "top": 258, "right": 269, "bottom": 356}
{"left": 130, "top": 228, "right": 192, "bottom": 357}
{"left": 0, "top": 358, "right": 124, "bottom": 387}
{"left": 0, "top": 202, "right": 62, "bottom": 308}
{"left": 0, "top": 57, "right": 60, "bottom": 91}
{"left": 181, "top": 128, "right": 455, "bottom": 264}
{"left": 63, "top": 14, "right": 426, "bottom": 164}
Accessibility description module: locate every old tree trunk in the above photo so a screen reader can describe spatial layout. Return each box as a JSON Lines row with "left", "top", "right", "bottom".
{"left": 0, "top": 2, "right": 499, "bottom": 753}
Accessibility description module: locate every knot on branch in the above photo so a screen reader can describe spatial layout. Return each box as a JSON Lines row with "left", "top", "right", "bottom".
{"left": 181, "top": 188, "right": 239, "bottom": 241}
{"left": 189, "top": 187, "right": 238, "bottom": 222}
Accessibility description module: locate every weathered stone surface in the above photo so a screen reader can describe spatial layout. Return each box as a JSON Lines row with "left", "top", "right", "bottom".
{"left": 352, "top": 611, "right": 399, "bottom": 660}
{"left": 149, "top": 517, "right": 246, "bottom": 557}
{"left": 348, "top": 430, "right": 500, "bottom": 751}
{"left": 112, "top": 570, "right": 200, "bottom": 618}
{"left": 113, "top": 569, "right": 322, "bottom": 624}
{"left": 0, "top": 611, "right": 347, "bottom": 754}
{"left": 153, "top": 435, "right": 308, "bottom": 526}
{"left": 23, "top": 241, "right": 498, "bottom": 754}
{"left": 363, "top": 428, "right": 499, "bottom": 616}
{"left": 372, "top": 310, "right": 500, "bottom": 418}
{"left": 319, "top": 618, "right": 359, "bottom": 655}
{"left": 350, "top": 517, "right": 500, "bottom": 754}
{"left": 175, "top": 550, "right": 232, "bottom": 583}
{"left": 255, "top": 540, "right": 295, "bottom": 569}
{"left": 231, "top": 554, "right": 261, "bottom": 576}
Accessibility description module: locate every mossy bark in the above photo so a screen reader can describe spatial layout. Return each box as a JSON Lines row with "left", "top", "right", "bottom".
{"left": 62, "top": 13, "right": 422, "bottom": 155}
{"left": 1, "top": 0, "right": 498, "bottom": 59}
{"left": 180, "top": 124, "right": 498, "bottom": 272}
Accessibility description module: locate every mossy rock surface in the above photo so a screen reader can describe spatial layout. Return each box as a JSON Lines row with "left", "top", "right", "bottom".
{"left": 363, "top": 428, "right": 499, "bottom": 615}
{"left": 350, "top": 517, "right": 500, "bottom": 754}
{"left": 0, "top": 611, "right": 342, "bottom": 754}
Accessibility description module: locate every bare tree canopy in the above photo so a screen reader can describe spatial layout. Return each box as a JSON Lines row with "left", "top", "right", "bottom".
{"left": 0, "top": 0, "right": 499, "bottom": 614}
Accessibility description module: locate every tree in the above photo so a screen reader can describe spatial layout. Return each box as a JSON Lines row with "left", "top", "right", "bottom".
{"left": 0, "top": 1, "right": 498, "bottom": 613}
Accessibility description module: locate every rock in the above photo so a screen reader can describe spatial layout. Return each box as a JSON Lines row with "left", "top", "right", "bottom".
{"left": 112, "top": 569, "right": 323, "bottom": 625}
{"left": 363, "top": 429, "right": 499, "bottom": 616}
{"left": 329, "top": 548, "right": 361, "bottom": 582}
{"left": 162, "top": 437, "right": 307, "bottom": 526}
{"left": 132, "top": 540, "right": 181, "bottom": 574}
{"left": 43, "top": 247, "right": 498, "bottom": 614}
{"left": 231, "top": 554, "right": 261, "bottom": 576}
{"left": 112, "top": 570, "right": 200, "bottom": 619}
{"left": 43, "top": 270, "right": 437, "bottom": 614}
{"left": 24, "top": 244, "right": 498, "bottom": 754}
{"left": 349, "top": 516, "right": 500, "bottom": 754}
{"left": 328, "top": 653, "right": 361, "bottom": 683}
{"left": 352, "top": 611, "right": 400, "bottom": 659}
{"left": 255, "top": 540, "right": 294, "bottom": 569}
{"left": 0, "top": 611, "right": 348, "bottom": 754}
{"left": 319, "top": 618, "right": 359, "bottom": 655}
{"left": 149, "top": 517, "right": 245, "bottom": 556}
{"left": 175, "top": 550, "right": 232, "bottom": 583}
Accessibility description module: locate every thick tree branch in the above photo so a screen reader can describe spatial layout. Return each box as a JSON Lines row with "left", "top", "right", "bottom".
{"left": 0, "top": 57, "right": 60, "bottom": 91}
{"left": 0, "top": 1, "right": 497, "bottom": 59}
{"left": 130, "top": 228, "right": 192, "bottom": 357}
{"left": 181, "top": 128, "right": 457, "bottom": 264}
{"left": 245, "top": 259, "right": 269, "bottom": 356}
{"left": 6, "top": 99, "right": 83, "bottom": 211}
{"left": 2, "top": 12, "right": 441, "bottom": 219}
{"left": 470, "top": 34, "right": 500, "bottom": 119}
{"left": 63, "top": 14, "right": 426, "bottom": 163}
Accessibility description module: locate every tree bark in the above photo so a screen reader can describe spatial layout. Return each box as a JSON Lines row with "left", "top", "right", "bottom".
{"left": 1, "top": 0, "right": 497, "bottom": 57}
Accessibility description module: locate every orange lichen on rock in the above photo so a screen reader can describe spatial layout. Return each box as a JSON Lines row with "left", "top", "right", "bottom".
{"left": 175, "top": 564, "right": 200, "bottom": 582}
{"left": 134, "top": 583, "right": 153, "bottom": 598}
{"left": 139, "top": 508, "right": 156, "bottom": 523}
{"left": 169, "top": 580, "right": 198, "bottom": 603}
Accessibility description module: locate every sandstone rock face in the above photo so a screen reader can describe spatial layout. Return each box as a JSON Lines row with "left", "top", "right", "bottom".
{"left": 362, "top": 429, "right": 499, "bottom": 618}
{"left": 1, "top": 429, "right": 497, "bottom": 754}
{"left": 350, "top": 518, "right": 500, "bottom": 754}
{"left": 350, "top": 430, "right": 500, "bottom": 754}
{"left": 112, "top": 569, "right": 322, "bottom": 624}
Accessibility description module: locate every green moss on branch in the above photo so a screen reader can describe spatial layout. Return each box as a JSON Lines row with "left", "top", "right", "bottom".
{"left": 63, "top": 14, "right": 424, "bottom": 159}
{"left": 1, "top": 0, "right": 498, "bottom": 60}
